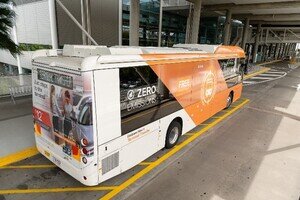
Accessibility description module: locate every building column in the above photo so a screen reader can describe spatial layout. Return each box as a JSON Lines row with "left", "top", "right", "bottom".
{"left": 186, "top": 0, "right": 202, "bottom": 44}
{"left": 252, "top": 23, "right": 261, "bottom": 63}
{"left": 223, "top": 9, "right": 232, "bottom": 45}
{"left": 274, "top": 43, "right": 280, "bottom": 59}
{"left": 49, "top": 0, "right": 58, "bottom": 49}
{"left": 158, "top": 0, "right": 163, "bottom": 47}
{"left": 281, "top": 43, "right": 286, "bottom": 58}
{"left": 283, "top": 43, "right": 288, "bottom": 56}
{"left": 129, "top": 0, "right": 140, "bottom": 46}
{"left": 241, "top": 18, "right": 249, "bottom": 50}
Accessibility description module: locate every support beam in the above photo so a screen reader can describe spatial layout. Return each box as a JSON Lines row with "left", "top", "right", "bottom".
{"left": 129, "top": 0, "right": 140, "bottom": 46}
{"left": 56, "top": 0, "right": 98, "bottom": 45}
{"left": 204, "top": 1, "right": 300, "bottom": 11}
{"left": 223, "top": 9, "right": 232, "bottom": 45}
{"left": 253, "top": 23, "right": 261, "bottom": 63}
{"left": 49, "top": 0, "right": 58, "bottom": 49}
{"left": 241, "top": 18, "right": 249, "bottom": 50}
{"left": 251, "top": 21, "right": 300, "bottom": 26}
{"left": 189, "top": 0, "right": 202, "bottom": 44}
{"left": 234, "top": 14, "right": 300, "bottom": 22}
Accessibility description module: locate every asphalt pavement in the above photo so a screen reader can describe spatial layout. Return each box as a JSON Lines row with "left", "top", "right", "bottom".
{"left": 125, "top": 61, "right": 300, "bottom": 200}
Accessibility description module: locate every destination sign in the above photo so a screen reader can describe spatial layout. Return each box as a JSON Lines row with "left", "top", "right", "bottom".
{"left": 37, "top": 69, "right": 73, "bottom": 89}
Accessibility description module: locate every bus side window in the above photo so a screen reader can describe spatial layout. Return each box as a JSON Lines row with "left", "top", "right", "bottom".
{"left": 219, "top": 59, "right": 236, "bottom": 78}
{"left": 119, "top": 66, "right": 160, "bottom": 118}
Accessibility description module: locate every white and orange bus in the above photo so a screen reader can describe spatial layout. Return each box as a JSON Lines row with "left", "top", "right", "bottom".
{"left": 32, "top": 44, "right": 245, "bottom": 186}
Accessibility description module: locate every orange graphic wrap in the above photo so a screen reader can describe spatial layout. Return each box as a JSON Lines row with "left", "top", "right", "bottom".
{"left": 142, "top": 54, "right": 243, "bottom": 125}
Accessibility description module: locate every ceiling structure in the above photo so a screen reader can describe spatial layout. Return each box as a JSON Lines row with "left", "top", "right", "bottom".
{"left": 164, "top": 0, "right": 300, "bottom": 25}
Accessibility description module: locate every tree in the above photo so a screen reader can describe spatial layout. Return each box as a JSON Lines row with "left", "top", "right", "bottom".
{"left": 0, "top": 0, "right": 20, "bottom": 57}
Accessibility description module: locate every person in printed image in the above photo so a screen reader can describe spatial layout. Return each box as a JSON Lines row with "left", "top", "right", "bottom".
{"left": 62, "top": 90, "right": 74, "bottom": 155}
{"left": 63, "top": 90, "right": 73, "bottom": 119}
{"left": 50, "top": 85, "right": 62, "bottom": 144}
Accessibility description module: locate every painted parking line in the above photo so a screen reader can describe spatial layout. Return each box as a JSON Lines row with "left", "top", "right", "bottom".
{"left": 0, "top": 164, "right": 56, "bottom": 169}
{"left": 0, "top": 99, "right": 248, "bottom": 198}
{"left": 0, "top": 146, "right": 39, "bottom": 167}
{"left": 100, "top": 98, "right": 250, "bottom": 200}
{"left": 0, "top": 186, "right": 118, "bottom": 195}
{"left": 0, "top": 162, "right": 152, "bottom": 170}
{"left": 139, "top": 162, "right": 154, "bottom": 166}
{"left": 257, "top": 60, "right": 281, "bottom": 66}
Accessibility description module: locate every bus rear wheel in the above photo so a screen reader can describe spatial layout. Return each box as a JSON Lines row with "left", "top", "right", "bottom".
{"left": 225, "top": 92, "right": 233, "bottom": 109}
{"left": 165, "top": 121, "right": 182, "bottom": 149}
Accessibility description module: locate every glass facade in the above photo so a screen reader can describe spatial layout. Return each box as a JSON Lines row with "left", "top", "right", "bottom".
{"left": 122, "top": 0, "right": 244, "bottom": 46}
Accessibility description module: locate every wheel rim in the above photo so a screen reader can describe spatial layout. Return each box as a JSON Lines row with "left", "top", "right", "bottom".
{"left": 226, "top": 96, "right": 232, "bottom": 107}
{"left": 169, "top": 126, "right": 179, "bottom": 145}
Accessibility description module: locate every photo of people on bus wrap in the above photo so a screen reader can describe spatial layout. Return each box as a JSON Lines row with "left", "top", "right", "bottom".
{"left": 32, "top": 69, "right": 94, "bottom": 164}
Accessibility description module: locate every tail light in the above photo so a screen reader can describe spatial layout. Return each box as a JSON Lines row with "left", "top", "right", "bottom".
{"left": 81, "top": 147, "right": 88, "bottom": 155}
{"left": 81, "top": 138, "right": 89, "bottom": 146}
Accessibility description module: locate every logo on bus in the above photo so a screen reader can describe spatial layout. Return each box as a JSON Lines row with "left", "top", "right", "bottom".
{"left": 127, "top": 86, "right": 156, "bottom": 101}
{"left": 201, "top": 71, "right": 216, "bottom": 104}
{"left": 127, "top": 90, "right": 135, "bottom": 100}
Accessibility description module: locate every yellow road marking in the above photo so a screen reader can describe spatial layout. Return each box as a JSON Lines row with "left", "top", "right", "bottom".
{"left": 139, "top": 162, "right": 153, "bottom": 166}
{"left": 211, "top": 117, "right": 221, "bottom": 119}
{"left": 185, "top": 133, "right": 194, "bottom": 136}
{"left": 101, "top": 98, "right": 250, "bottom": 200}
{"left": 0, "top": 147, "right": 39, "bottom": 167}
{"left": 0, "top": 186, "right": 117, "bottom": 195}
{"left": 244, "top": 67, "right": 270, "bottom": 80}
{"left": 244, "top": 59, "right": 281, "bottom": 80}
{"left": 0, "top": 164, "right": 56, "bottom": 169}
{"left": 200, "top": 123, "right": 211, "bottom": 125}
{"left": 257, "top": 59, "right": 281, "bottom": 66}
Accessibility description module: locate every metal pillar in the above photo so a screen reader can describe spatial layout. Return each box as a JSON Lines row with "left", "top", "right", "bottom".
{"left": 56, "top": 0, "right": 98, "bottom": 45}
{"left": 49, "top": 0, "right": 58, "bottom": 49}
{"left": 189, "top": 0, "right": 202, "bottom": 44}
{"left": 129, "top": 0, "right": 140, "bottom": 46}
{"left": 253, "top": 23, "right": 261, "bottom": 63}
{"left": 158, "top": 0, "right": 163, "bottom": 47}
{"left": 80, "top": 0, "right": 87, "bottom": 45}
{"left": 86, "top": 0, "right": 92, "bottom": 45}
{"left": 241, "top": 18, "right": 249, "bottom": 50}
{"left": 223, "top": 9, "right": 232, "bottom": 45}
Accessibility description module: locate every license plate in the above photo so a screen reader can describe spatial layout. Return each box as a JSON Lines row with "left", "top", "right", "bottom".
{"left": 52, "top": 156, "right": 61, "bottom": 166}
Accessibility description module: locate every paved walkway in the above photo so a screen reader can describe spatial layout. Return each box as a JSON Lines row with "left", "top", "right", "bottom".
{"left": 0, "top": 97, "right": 34, "bottom": 158}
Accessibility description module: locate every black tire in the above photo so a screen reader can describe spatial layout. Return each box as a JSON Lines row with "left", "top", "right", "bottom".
{"left": 165, "top": 121, "right": 182, "bottom": 149}
{"left": 225, "top": 92, "right": 233, "bottom": 109}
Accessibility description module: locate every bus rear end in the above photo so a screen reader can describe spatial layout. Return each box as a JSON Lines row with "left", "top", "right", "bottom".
{"left": 32, "top": 63, "right": 98, "bottom": 186}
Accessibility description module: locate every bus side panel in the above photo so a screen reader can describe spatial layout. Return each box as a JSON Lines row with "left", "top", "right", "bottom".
{"left": 148, "top": 59, "right": 228, "bottom": 126}
{"left": 93, "top": 69, "right": 122, "bottom": 145}
{"left": 97, "top": 108, "right": 193, "bottom": 183}
{"left": 97, "top": 120, "right": 160, "bottom": 182}
{"left": 158, "top": 109, "right": 196, "bottom": 148}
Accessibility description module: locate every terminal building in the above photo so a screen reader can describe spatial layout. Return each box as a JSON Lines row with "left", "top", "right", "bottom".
{"left": 0, "top": 0, "right": 299, "bottom": 75}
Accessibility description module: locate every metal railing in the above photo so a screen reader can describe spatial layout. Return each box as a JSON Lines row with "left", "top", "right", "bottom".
{"left": 0, "top": 75, "right": 32, "bottom": 97}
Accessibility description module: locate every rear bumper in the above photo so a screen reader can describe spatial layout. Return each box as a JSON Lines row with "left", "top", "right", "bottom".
{"left": 35, "top": 136, "right": 99, "bottom": 186}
